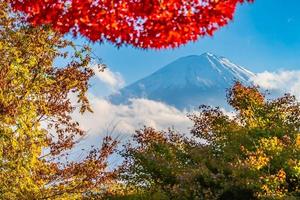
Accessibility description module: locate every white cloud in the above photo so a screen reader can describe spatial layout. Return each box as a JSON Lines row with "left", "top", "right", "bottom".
{"left": 76, "top": 68, "right": 300, "bottom": 140}
{"left": 69, "top": 95, "right": 192, "bottom": 166}
{"left": 251, "top": 70, "right": 300, "bottom": 99}
{"left": 73, "top": 95, "right": 192, "bottom": 137}
{"left": 92, "top": 65, "right": 125, "bottom": 92}
{"left": 74, "top": 67, "right": 191, "bottom": 142}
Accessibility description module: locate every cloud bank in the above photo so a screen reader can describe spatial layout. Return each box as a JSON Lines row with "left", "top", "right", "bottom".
{"left": 75, "top": 68, "right": 300, "bottom": 143}
{"left": 92, "top": 66, "right": 125, "bottom": 92}
{"left": 252, "top": 70, "right": 300, "bottom": 99}
{"left": 73, "top": 95, "right": 192, "bottom": 137}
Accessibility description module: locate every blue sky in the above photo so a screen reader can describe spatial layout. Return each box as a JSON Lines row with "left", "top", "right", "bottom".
{"left": 70, "top": 0, "right": 300, "bottom": 96}
{"left": 70, "top": 0, "right": 300, "bottom": 140}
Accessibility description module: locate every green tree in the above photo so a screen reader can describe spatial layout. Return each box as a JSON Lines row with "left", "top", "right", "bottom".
{"left": 0, "top": 2, "right": 117, "bottom": 199}
{"left": 108, "top": 82, "right": 300, "bottom": 200}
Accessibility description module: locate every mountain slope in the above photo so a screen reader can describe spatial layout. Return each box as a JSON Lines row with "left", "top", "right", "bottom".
{"left": 110, "top": 53, "right": 255, "bottom": 110}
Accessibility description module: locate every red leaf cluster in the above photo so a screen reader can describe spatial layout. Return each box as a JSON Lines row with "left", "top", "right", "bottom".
{"left": 9, "top": 0, "right": 253, "bottom": 49}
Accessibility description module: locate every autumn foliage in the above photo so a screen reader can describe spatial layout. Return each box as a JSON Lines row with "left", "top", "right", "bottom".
{"left": 9, "top": 0, "right": 253, "bottom": 48}
{"left": 106, "top": 83, "right": 300, "bottom": 200}
{"left": 5, "top": 0, "right": 300, "bottom": 199}
{"left": 0, "top": 2, "right": 117, "bottom": 199}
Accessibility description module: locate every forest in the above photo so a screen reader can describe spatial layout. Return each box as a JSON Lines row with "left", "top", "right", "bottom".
{"left": 1, "top": 0, "right": 299, "bottom": 199}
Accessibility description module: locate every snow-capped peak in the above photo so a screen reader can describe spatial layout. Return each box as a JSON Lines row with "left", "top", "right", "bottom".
{"left": 110, "top": 53, "right": 255, "bottom": 109}
{"left": 203, "top": 52, "right": 255, "bottom": 80}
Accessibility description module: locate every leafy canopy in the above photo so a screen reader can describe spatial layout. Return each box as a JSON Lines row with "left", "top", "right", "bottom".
{"left": 9, "top": 0, "right": 253, "bottom": 49}
{"left": 0, "top": 2, "right": 117, "bottom": 199}
{"left": 108, "top": 82, "right": 300, "bottom": 200}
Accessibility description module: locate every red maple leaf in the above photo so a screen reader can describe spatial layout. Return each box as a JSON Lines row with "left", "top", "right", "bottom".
{"left": 8, "top": 0, "right": 254, "bottom": 49}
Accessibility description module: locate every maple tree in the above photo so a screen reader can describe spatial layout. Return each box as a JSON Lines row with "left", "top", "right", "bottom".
{"left": 8, "top": 0, "right": 253, "bottom": 49}
{"left": 105, "top": 83, "right": 300, "bottom": 200}
{"left": 0, "top": 2, "right": 117, "bottom": 199}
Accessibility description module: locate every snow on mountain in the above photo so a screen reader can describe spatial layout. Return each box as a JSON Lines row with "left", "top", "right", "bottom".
{"left": 109, "top": 53, "right": 256, "bottom": 110}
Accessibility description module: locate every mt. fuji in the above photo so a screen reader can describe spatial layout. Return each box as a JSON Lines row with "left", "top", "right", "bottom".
{"left": 110, "top": 53, "right": 256, "bottom": 110}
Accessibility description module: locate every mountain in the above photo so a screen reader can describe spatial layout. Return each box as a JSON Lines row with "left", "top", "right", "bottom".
{"left": 109, "top": 53, "right": 256, "bottom": 110}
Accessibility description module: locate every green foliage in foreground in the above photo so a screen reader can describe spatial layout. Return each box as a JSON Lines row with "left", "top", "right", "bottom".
{"left": 0, "top": 2, "right": 116, "bottom": 199}
{"left": 1, "top": 1, "right": 299, "bottom": 199}
{"left": 104, "top": 83, "right": 300, "bottom": 200}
